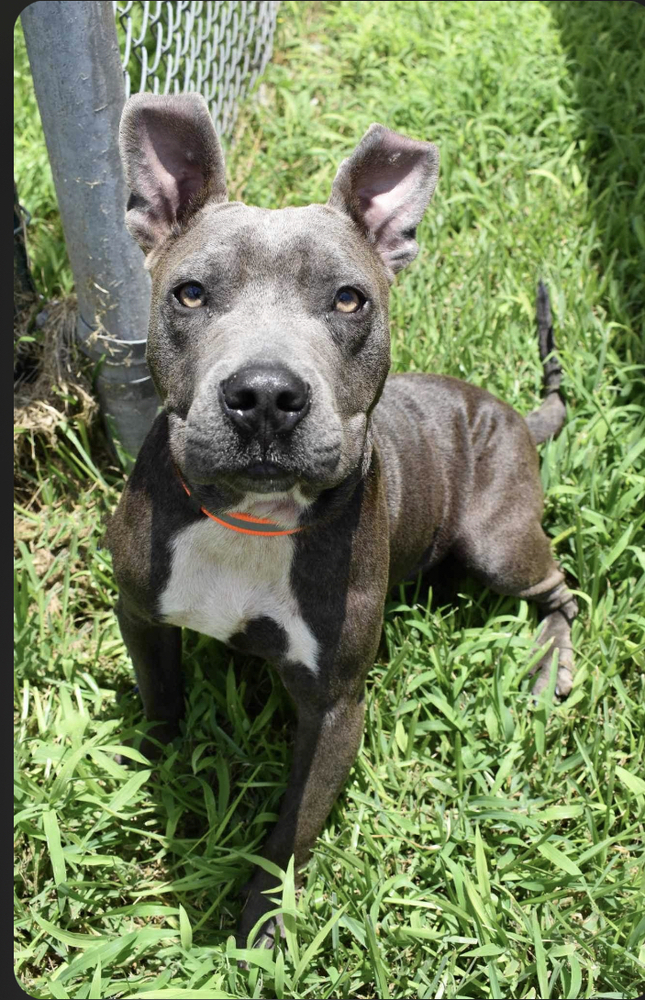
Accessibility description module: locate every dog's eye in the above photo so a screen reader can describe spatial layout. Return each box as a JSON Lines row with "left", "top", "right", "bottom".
{"left": 175, "top": 282, "right": 206, "bottom": 308}
{"left": 333, "top": 287, "right": 364, "bottom": 313}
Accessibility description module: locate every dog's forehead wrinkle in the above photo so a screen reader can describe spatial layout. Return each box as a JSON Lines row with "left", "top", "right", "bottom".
{"left": 173, "top": 201, "right": 382, "bottom": 283}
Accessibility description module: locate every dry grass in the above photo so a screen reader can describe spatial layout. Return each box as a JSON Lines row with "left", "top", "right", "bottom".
{"left": 14, "top": 296, "right": 97, "bottom": 473}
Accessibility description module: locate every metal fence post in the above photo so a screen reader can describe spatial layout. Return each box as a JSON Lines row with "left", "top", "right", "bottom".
{"left": 21, "top": 1, "right": 157, "bottom": 461}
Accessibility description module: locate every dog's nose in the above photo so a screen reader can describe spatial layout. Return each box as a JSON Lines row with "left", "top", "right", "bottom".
{"left": 219, "top": 364, "right": 310, "bottom": 443}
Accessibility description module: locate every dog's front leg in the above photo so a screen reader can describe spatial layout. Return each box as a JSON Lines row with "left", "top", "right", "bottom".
{"left": 237, "top": 467, "right": 389, "bottom": 948}
{"left": 237, "top": 680, "right": 367, "bottom": 948}
{"left": 116, "top": 602, "right": 184, "bottom": 756}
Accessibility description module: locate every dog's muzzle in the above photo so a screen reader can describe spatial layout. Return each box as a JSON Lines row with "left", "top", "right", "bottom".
{"left": 219, "top": 363, "right": 310, "bottom": 448}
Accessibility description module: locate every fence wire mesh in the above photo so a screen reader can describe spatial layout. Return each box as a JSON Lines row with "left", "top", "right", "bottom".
{"left": 113, "top": 1, "right": 280, "bottom": 137}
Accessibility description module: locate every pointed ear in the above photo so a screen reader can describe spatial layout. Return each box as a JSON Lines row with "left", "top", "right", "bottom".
{"left": 328, "top": 123, "right": 439, "bottom": 278}
{"left": 119, "top": 93, "right": 227, "bottom": 256}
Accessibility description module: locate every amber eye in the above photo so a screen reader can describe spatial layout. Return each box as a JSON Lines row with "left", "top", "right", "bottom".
{"left": 333, "top": 287, "right": 364, "bottom": 313}
{"left": 175, "top": 282, "right": 206, "bottom": 308}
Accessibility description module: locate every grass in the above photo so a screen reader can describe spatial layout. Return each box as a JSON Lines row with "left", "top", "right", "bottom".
{"left": 14, "top": 1, "right": 645, "bottom": 997}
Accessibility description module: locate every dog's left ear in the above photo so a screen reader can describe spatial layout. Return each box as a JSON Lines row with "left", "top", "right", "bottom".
{"left": 328, "top": 124, "right": 439, "bottom": 278}
{"left": 119, "top": 93, "right": 227, "bottom": 257}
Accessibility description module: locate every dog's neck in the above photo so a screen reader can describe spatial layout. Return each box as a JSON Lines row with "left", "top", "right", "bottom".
{"left": 174, "top": 432, "right": 375, "bottom": 537}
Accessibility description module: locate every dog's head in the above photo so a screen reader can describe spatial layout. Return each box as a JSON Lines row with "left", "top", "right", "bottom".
{"left": 119, "top": 94, "right": 439, "bottom": 500}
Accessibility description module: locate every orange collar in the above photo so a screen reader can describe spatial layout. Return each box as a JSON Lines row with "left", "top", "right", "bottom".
{"left": 176, "top": 470, "right": 303, "bottom": 537}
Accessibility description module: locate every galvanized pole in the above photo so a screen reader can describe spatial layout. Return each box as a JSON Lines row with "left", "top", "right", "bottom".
{"left": 21, "top": 1, "right": 157, "bottom": 461}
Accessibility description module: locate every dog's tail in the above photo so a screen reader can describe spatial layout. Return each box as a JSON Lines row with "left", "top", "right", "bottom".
{"left": 524, "top": 281, "right": 566, "bottom": 444}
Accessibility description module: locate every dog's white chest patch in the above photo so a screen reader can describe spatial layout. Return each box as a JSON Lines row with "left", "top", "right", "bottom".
{"left": 158, "top": 518, "right": 319, "bottom": 674}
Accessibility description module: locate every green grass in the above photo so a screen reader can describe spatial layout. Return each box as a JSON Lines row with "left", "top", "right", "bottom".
{"left": 14, "top": 1, "right": 645, "bottom": 997}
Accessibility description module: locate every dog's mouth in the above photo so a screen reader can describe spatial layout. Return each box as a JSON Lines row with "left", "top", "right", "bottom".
{"left": 173, "top": 405, "right": 346, "bottom": 497}
{"left": 221, "top": 461, "right": 299, "bottom": 494}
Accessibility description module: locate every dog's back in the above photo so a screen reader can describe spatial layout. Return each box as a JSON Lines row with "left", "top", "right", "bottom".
{"left": 374, "top": 372, "right": 542, "bottom": 586}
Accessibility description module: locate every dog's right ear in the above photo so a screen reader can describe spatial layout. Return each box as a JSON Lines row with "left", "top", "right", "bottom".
{"left": 329, "top": 123, "right": 439, "bottom": 280}
{"left": 119, "top": 93, "right": 227, "bottom": 258}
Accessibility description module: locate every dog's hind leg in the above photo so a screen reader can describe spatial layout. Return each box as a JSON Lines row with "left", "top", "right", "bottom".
{"left": 508, "top": 565, "right": 578, "bottom": 698}
{"left": 457, "top": 516, "right": 578, "bottom": 699}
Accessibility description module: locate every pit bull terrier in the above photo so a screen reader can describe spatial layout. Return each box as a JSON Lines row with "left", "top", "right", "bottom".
{"left": 106, "top": 93, "right": 578, "bottom": 946}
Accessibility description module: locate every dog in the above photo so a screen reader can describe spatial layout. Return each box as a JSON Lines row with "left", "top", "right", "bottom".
{"left": 106, "top": 93, "right": 578, "bottom": 947}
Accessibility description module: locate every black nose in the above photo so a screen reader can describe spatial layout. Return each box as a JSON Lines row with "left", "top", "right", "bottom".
{"left": 219, "top": 364, "right": 310, "bottom": 445}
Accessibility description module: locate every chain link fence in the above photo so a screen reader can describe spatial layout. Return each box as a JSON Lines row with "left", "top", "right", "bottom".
{"left": 113, "top": 1, "right": 280, "bottom": 138}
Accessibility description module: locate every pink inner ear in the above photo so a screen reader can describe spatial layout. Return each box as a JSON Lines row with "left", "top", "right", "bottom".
{"left": 142, "top": 132, "right": 205, "bottom": 225}
{"left": 356, "top": 160, "right": 420, "bottom": 234}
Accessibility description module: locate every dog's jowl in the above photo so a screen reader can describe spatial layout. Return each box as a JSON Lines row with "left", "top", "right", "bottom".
{"left": 107, "top": 93, "right": 579, "bottom": 946}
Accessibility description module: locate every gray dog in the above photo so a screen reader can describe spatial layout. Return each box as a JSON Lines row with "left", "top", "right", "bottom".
{"left": 107, "top": 93, "right": 578, "bottom": 946}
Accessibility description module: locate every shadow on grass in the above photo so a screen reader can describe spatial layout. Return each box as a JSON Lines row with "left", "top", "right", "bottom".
{"left": 548, "top": 0, "right": 645, "bottom": 362}
{"left": 112, "top": 638, "right": 296, "bottom": 943}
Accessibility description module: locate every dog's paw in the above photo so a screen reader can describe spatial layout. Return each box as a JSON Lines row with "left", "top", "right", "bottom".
{"left": 530, "top": 644, "right": 574, "bottom": 700}
{"left": 114, "top": 721, "right": 181, "bottom": 766}
{"left": 236, "top": 911, "right": 285, "bottom": 968}
{"left": 236, "top": 879, "right": 285, "bottom": 962}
